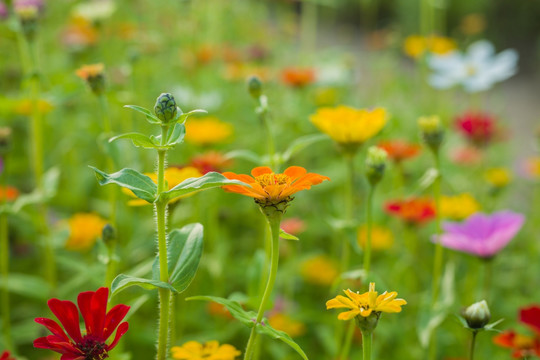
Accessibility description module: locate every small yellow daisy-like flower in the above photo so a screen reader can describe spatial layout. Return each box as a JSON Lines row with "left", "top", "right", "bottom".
{"left": 171, "top": 340, "right": 241, "bottom": 360}
{"left": 326, "top": 282, "right": 406, "bottom": 321}
{"left": 185, "top": 116, "right": 233, "bottom": 146}
{"left": 268, "top": 313, "right": 306, "bottom": 338}
{"left": 65, "top": 213, "right": 108, "bottom": 251}
{"left": 484, "top": 167, "right": 512, "bottom": 188}
{"left": 440, "top": 193, "right": 480, "bottom": 220}
{"left": 123, "top": 166, "right": 203, "bottom": 206}
{"left": 310, "top": 105, "right": 387, "bottom": 151}
{"left": 13, "top": 99, "right": 54, "bottom": 116}
{"left": 300, "top": 255, "right": 339, "bottom": 286}
{"left": 357, "top": 225, "right": 394, "bottom": 251}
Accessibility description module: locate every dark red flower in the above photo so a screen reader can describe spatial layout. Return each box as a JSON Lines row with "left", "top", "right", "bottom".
{"left": 520, "top": 306, "right": 540, "bottom": 334}
{"left": 455, "top": 111, "right": 497, "bottom": 146}
{"left": 377, "top": 140, "right": 421, "bottom": 162}
{"left": 0, "top": 351, "right": 15, "bottom": 360}
{"left": 34, "top": 287, "right": 130, "bottom": 360}
{"left": 384, "top": 198, "right": 436, "bottom": 225}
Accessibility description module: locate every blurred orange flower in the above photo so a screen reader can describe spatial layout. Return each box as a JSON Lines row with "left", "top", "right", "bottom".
{"left": 268, "top": 313, "right": 306, "bottom": 337}
{"left": 385, "top": 198, "right": 436, "bottom": 225}
{"left": 65, "top": 213, "right": 107, "bottom": 251}
{"left": 62, "top": 16, "right": 98, "bottom": 49}
{"left": 185, "top": 117, "right": 233, "bottom": 146}
{"left": 0, "top": 186, "right": 19, "bottom": 202}
{"left": 378, "top": 140, "right": 421, "bottom": 162}
{"left": 403, "top": 35, "right": 456, "bottom": 59}
{"left": 75, "top": 63, "right": 104, "bottom": 81}
{"left": 300, "top": 255, "right": 338, "bottom": 286}
{"left": 281, "top": 67, "right": 316, "bottom": 88}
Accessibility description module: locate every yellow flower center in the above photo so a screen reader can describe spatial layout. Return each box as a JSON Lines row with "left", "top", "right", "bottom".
{"left": 255, "top": 174, "right": 289, "bottom": 187}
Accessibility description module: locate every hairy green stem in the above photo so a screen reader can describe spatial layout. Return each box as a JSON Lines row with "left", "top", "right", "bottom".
{"left": 362, "top": 330, "right": 373, "bottom": 360}
{"left": 363, "top": 185, "right": 375, "bottom": 277}
{"left": 244, "top": 213, "right": 282, "bottom": 360}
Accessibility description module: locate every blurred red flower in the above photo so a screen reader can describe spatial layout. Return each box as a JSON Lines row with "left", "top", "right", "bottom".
{"left": 190, "top": 151, "right": 232, "bottom": 174}
{"left": 455, "top": 111, "right": 498, "bottom": 146}
{"left": 493, "top": 305, "right": 540, "bottom": 358}
{"left": 34, "top": 287, "right": 130, "bottom": 360}
{"left": 385, "top": 198, "right": 436, "bottom": 225}
{"left": 0, "top": 351, "right": 15, "bottom": 360}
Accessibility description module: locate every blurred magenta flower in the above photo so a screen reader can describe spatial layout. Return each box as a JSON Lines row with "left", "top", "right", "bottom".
{"left": 435, "top": 211, "right": 525, "bottom": 258}
{"left": 427, "top": 40, "right": 518, "bottom": 92}
{"left": 0, "top": 2, "right": 8, "bottom": 19}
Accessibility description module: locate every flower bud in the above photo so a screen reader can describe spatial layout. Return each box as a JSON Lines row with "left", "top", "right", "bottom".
{"left": 462, "top": 300, "right": 491, "bottom": 329}
{"left": 154, "top": 93, "right": 178, "bottom": 124}
{"left": 15, "top": 5, "right": 39, "bottom": 40}
{"left": 247, "top": 75, "right": 263, "bottom": 99}
{"left": 365, "top": 146, "right": 388, "bottom": 186}
{"left": 418, "top": 115, "right": 444, "bottom": 151}
{"left": 75, "top": 64, "right": 106, "bottom": 96}
{"left": 0, "top": 127, "right": 12, "bottom": 154}
{"left": 102, "top": 223, "right": 116, "bottom": 245}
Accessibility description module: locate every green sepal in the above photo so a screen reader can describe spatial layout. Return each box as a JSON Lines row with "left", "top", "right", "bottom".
{"left": 152, "top": 223, "right": 204, "bottom": 293}
{"left": 279, "top": 229, "right": 299, "bottom": 241}
{"left": 90, "top": 166, "right": 157, "bottom": 203}
{"left": 157, "top": 172, "right": 248, "bottom": 204}
{"left": 109, "top": 132, "right": 160, "bottom": 149}
{"left": 456, "top": 316, "right": 504, "bottom": 333}
{"left": 110, "top": 274, "right": 178, "bottom": 295}
{"left": 187, "top": 296, "right": 309, "bottom": 360}
{"left": 124, "top": 105, "right": 162, "bottom": 124}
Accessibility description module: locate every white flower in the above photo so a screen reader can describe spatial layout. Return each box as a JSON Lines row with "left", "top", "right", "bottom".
{"left": 74, "top": 0, "right": 116, "bottom": 22}
{"left": 427, "top": 40, "right": 518, "bottom": 93}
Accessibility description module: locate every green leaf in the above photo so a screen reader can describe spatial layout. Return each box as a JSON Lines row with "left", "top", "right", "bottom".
{"left": 152, "top": 223, "right": 204, "bottom": 292}
{"left": 186, "top": 296, "right": 257, "bottom": 328}
{"left": 124, "top": 105, "right": 161, "bottom": 124}
{"left": 282, "top": 134, "right": 328, "bottom": 162}
{"left": 256, "top": 319, "right": 309, "bottom": 360}
{"left": 225, "top": 150, "right": 263, "bottom": 164}
{"left": 279, "top": 229, "right": 299, "bottom": 241}
{"left": 109, "top": 132, "right": 159, "bottom": 149}
{"left": 158, "top": 172, "right": 248, "bottom": 203}
{"left": 0, "top": 273, "right": 52, "bottom": 300}
{"left": 110, "top": 274, "right": 177, "bottom": 296}
{"left": 165, "top": 122, "right": 186, "bottom": 145}
{"left": 177, "top": 109, "right": 207, "bottom": 123}
{"left": 12, "top": 167, "right": 60, "bottom": 212}
{"left": 90, "top": 167, "right": 157, "bottom": 203}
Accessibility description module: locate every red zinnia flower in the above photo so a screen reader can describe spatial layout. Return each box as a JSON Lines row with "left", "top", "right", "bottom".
{"left": 0, "top": 351, "right": 15, "bottom": 360}
{"left": 34, "top": 287, "right": 130, "bottom": 360}
{"left": 493, "top": 331, "right": 540, "bottom": 358}
{"left": 190, "top": 151, "right": 232, "bottom": 174}
{"left": 281, "top": 67, "right": 316, "bottom": 88}
{"left": 455, "top": 111, "right": 498, "bottom": 146}
{"left": 520, "top": 306, "right": 540, "bottom": 334}
{"left": 385, "top": 198, "right": 436, "bottom": 225}
{"left": 377, "top": 140, "right": 421, "bottom": 162}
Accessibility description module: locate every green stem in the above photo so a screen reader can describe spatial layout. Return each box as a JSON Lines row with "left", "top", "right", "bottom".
{"left": 244, "top": 213, "right": 282, "bottom": 360}
{"left": 363, "top": 185, "right": 375, "bottom": 278}
{"left": 156, "top": 126, "right": 171, "bottom": 360}
{"left": 0, "top": 213, "right": 12, "bottom": 351}
{"left": 430, "top": 152, "right": 443, "bottom": 306}
{"left": 362, "top": 330, "right": 373, "bottom": 360}
{"left": 339, "top": 321, "right": 355, "bottom": 360}
{"left": 469, "top": 331, "right": 478, "bottom": 360}
{"left": 258, "top": 101, "right": 276, "bottom": 170}
{"left": 341, "top": 153, "right": 355, "bottom": 273}
{"left": 420, "top": 0, "right": 434, "bottom": 36}
{"left": 481, "top": 259, "right": 492, "bottom": 301}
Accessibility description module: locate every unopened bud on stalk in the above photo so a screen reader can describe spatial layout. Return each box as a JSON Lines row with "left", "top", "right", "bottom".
{"left": 365, "top": 146, "right": 387, "bottom": 186}
{"left": 247, "top": 75, "right": 263, "bottom": 99}
{"left": 75, "top": 63, "right": 106, "bottom": 96}
{"left": 0, "top": 127, "right": 12, "bottom": 154}
{"left": 15, "top": 5, "right": 39, "bottom": 40}
{"left": 418, "top": 115, "right": 444, "bottom": 152}
{"left": 102, "top": 224, "right": 116, "bottom": 245}
{"left": 462, "top": 300, "right": 491, "bottom": 329}
{"left": 154, "top": 93, "right": 178, "bottom": 124}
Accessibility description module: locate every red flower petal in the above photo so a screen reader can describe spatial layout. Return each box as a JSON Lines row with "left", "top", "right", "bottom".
{"left": 103, "top": 304, "right": 130, "bottom": 340}
{"left": 520, "top": 305, "right": 540, "bottom": 334}
{"left": 35, "top": 317, "right": 70, "bottom": 342}
{"left": 107, "top": 322, "right": 129, "bottom": 351}
{"left": 47, "top": 299, "right": 83, "bottom": 343}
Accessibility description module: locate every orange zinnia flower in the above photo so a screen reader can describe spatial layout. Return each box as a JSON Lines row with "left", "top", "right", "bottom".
{"left": 493, "top": 331, "right": 540, "bottom": 358}
{"left": 281, "top": 67, "right": 316, "bottom": 88}
{"left": 0, "top": 186, "right": 19, "bottom": 202}
{"left": 378, "top": 140, "right": 421, "bottom": 162}
{"left": 384, "top": 198, "right": 436, "bottom": 225}
{"left": 222, "top": 166, "right": 329, "bottom": 208}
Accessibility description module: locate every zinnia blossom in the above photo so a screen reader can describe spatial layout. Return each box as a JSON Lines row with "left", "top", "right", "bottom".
{"left": 455, "top": 111, "right": 498, "bottom": 146}
{"left": 493, "top": 305, "right": 540, "bottom": 358}
{"left": 222, "top": 166, "right": 329, "bottom": 208}
{"left": 0, "top": 351, "right": 15, "bottom": 360}
{"left": 281, "top": 67, "right": 316, "bottom": 88}
{"left": 34, "top": 287, "right": 130, "bottom": 360}
{"left": 171, "top": 341, "right": 241, "bottom": 360}
{"left": 435, "top": 211, "right": 525, "bottom": 258}
{"left": 66, "top": 213, "right": 108, "bottom": 251}
{"left": 377, "top": 140, "right": 421, "bottom": 162}
{"left": 326, "top": 282, "right": 406, "bottom": 320}
{"left": 310, "top": 105, "right": 387, "bottom": 152}
{"left": 384, "top": 198, "right": 436, "bottom": 225}
{"left": 184, "top": 117, "right": 233, "bottom": 146}
{"left": 440, "top": 193, "right": 480, "bottom": 220}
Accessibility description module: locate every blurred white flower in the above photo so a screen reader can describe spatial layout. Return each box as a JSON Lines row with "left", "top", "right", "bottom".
{"left": 172, "top": 86, "right": 223, "bottom": 112}
{"left": 427, "top": 40, "right": 518, "bottom": 93}
{"left": 74, "top": 0, "right": 116, "bottom": 22}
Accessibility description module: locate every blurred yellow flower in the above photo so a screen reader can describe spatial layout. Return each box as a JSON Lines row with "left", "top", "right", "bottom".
{"left": 123, "top": 166, "right": 202, "bottom": 206}
{"left": 326, "top": 282, "right": 407, "bottom": 320}
{"left": 75, "top": 63, "right": 104, "bottom": 81}
{"left": 66, "top": 213, "right": 107, "bottom": 251}
{"left": 171, "top": 341, "right": 241, "bottom": 360}
{"left": 13, "top": 99, "right": 54, "bottom": 116}
{"left": 357, "top": 225, "right": 394, "bottom": 251}
{"left": 268, "top": 313, "right": 306, "bottom": 338}
{"left": 313, "top": 87, "right": 338, "bottom": 107}
{"left": 460, "top": 14, "right": 486, "bottom": 36}
{"left": 310, "top": 105, "right": 387, "bottom": 151}
{"left": 403, "top": 35, "right": 456, "bottom": 59}
{"left": 300, "top": 255, "right": 338, "bottom": 286}
{"left": 440, "top": 193, "right": 480, "bottom": 220}
{"left": 484, "top": 168, "right": 512, "bottom": 188}
{"left": 185, "top": 116, "right": 233, "bottom": 146}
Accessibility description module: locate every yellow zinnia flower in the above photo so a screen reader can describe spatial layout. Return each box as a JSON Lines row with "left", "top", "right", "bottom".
{"left": 440, "top": 193, "right": 480, "bottom": 220}
{"left": 300, "top": 255, "right": 339, "bottom": 286}
{"left": 123, "top": 166, "right": 202, "bottom": 206}
{"left": 310, "top": 105, "right": 387, "bottom": 151}
{"left": 268, "top": 313, "right": 306, "bottom": 338}
{"left": 326, "top": 282, "right": 406, "bottom": 321}
{"left": 357, "top": 225, "right": 394, "bottom": 251}
{"left": 171, "top": 341, "right": 241, "bottom": 360}
{"left": 185, "top": 116, "right": 233, "bottom": 146}
{"left": 484, "top": 167, "right": 512, "bottom": 188}
{"left": 65, "top": 213, "right": 107, "bottom": 251}
{"left": 403, "top": 35, "right": 456, "bottom": 59}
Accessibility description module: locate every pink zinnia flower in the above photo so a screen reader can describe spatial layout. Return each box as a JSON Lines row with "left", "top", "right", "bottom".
{"left": 434, "top": 211, "right": 525, "bottom": 258}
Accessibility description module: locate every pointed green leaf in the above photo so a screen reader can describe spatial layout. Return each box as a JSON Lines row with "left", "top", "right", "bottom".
{"left": 124, "top": 105, "right": 161, "bottom": 124}
{"left": 165, "top": 122, "right": 186, "bottom": 145}
{"left": 90, "top": 167, "right": 157, "bottom": 203}
{"left": 186, "top": 296, "right": 257, "bottom": 328}
{"left": 177, "top": 109, "right": 207, "bottom": 123}
{"left": 158, "top": 172, "right": 248, "bottom": 203}
{"left": 279, "top": 229, "right": 299, "bottom": 241}
{"left": 152, "top": 223, "right": 204, "bottom": 292}
{"left": 282, "top": 134, "right": 328, "bottom": 162}
{"left": 256, "top": 319, "right": 309, "bottom": 360}
{"left": 109, "top": 132, "right": 159, "bottom": 149}
{"left": 111, "top": 274, "right": 177, "bottom": 296}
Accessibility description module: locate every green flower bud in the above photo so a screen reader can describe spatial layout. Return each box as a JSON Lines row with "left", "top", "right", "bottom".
{"left": 16, "top": 6, "right": 39, "bottom": 41}
{"left": 462, "top": 300, "right": 491, "bottom": 329}
{"left": 355, "top": 312, "right": 380, "bottom": 333}
{"left": 418, "top": 115, "right": 445, "bottom": 151}
{"left": 247, "top": 75, "right": 263, "bottom": 99}
{"left": 365, "top": 146, "right": 388, "bottom": 186}
{"left": 154, "top": 93, "right": 178, "bottom": 124}
{"left": 102, "top": 223, "right": 116, "bottom": 245}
